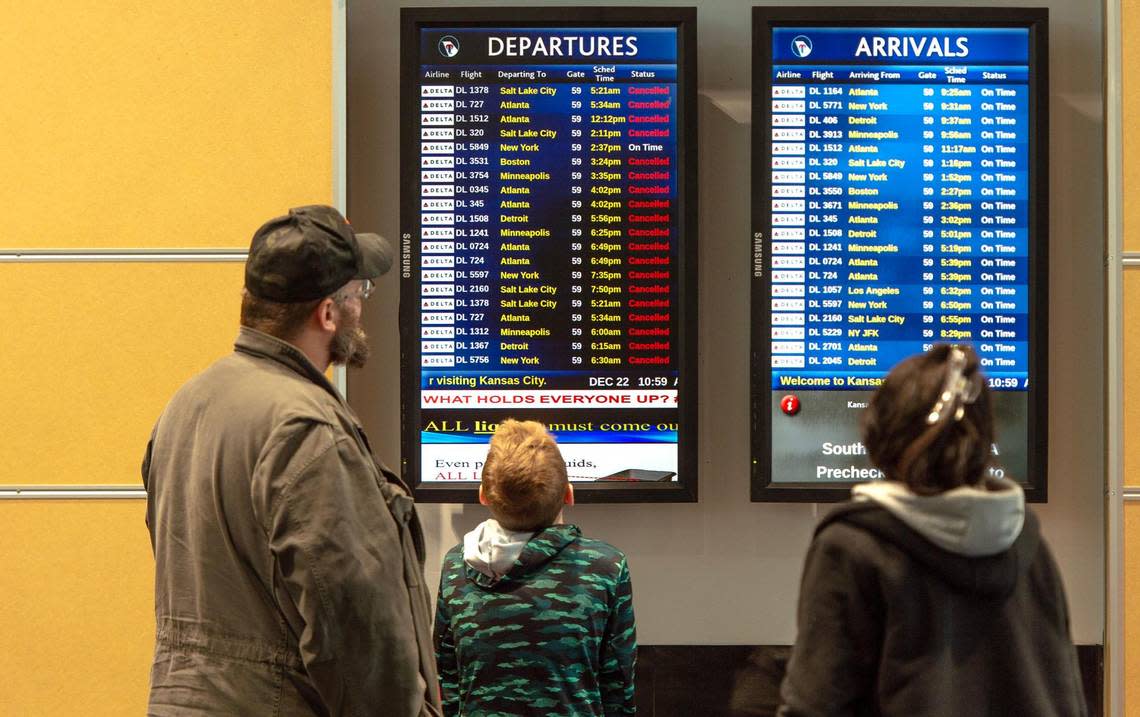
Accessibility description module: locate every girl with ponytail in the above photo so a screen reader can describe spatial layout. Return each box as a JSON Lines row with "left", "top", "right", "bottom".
{"left": 777, "top": 344, "right": 1086, "bottom": 717}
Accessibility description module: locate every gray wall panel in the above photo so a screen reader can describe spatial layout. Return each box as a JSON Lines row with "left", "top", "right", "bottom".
{"left": 348, "top": 0, "right": 1105, "bottom": 644}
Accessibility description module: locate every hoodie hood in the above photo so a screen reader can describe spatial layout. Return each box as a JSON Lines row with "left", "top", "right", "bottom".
{"left": 462, "top": 520, "right": 581, "bottom": 588}
{"left": 821, "top": 481, "right": 1040, "bottom": 598}
{"left": 852, "top": 478, "right": 1025, "bottom": 557}
{"left": 463, "top": 519, "right": 535, "bottom": 581}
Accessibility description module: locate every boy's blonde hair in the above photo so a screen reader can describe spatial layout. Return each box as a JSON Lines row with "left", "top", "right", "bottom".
{"left": 481, "top": 419, "right": 568, "bottom": 531}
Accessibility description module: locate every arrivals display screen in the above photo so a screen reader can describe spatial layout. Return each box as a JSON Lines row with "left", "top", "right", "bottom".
{"left": 400, "top": 8, "right": 698, "bottom": 502}
{"left": 750, "top": 8, "right": 1048, "bottom": 501}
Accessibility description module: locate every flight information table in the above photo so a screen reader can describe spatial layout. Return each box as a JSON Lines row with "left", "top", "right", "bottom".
{"left": 751, "top": 15, "right": 1047, "bottom": 498}
{"left": 767, "top": 27, "right": 1030, "bottom": 389}
{"left": 400, "top": 18, "right": 697, "bottom": 496}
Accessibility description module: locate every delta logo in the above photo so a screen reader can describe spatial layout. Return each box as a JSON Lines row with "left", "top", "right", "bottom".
{"left": 438, "top": 35, "right": 460, "bottom": 58}
{"left": 792, "top": 35, "right": 812, "bottom": 58}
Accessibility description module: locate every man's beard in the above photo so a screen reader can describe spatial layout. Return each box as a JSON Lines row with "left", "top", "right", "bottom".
{"left": 330, "top": 320, "right": 371, "bottom": 368}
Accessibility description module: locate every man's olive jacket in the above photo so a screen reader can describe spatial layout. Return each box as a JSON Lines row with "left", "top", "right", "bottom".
{"left": 143, "top": 327, "right": 441, "bottom": 717}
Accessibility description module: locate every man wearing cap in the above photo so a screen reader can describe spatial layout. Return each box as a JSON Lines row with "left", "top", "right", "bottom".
{"left": 142, "top": 206, "right": 442, "bottom": 716}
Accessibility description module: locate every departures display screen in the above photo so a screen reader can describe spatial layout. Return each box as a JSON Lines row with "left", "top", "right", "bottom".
{"left": 751, "top": 9, "right": 1048, "bottom": 501}
{"left": 400, "top": 9, "right": 698, "bottom": 502}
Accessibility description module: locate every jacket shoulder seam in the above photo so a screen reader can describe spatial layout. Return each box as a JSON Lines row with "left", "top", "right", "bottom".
{"left": 263, "top": 426, "right": 349, "bottom": 529}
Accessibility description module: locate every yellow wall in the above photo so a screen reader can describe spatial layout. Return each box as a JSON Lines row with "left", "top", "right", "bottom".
{"left": 0, "top": 2, "right": 333, "bottom": 713}
{"left": 1125, "top": 283, "right": 1140, "bottom": 717}
{"left": 1126, "top": 272, "right": 1140, "bottom": 489}
{"left": 1127, "top": 271, "right": 1140, "bottom": 717}
{"left": 1127, "top": 503, "right": 1140, "bottom": 716}
{"left": 0, "top": 503, "right": 154, "bottom": 715}
{"left": 1125, "top": 1, "right": 1140, "bottom": 714}
{"left": 0, "top": 263, "right": 244, "bottom": 485}
{"left": 1121, "top": 503, "right": 1140, "bottom": 715}
{"left": 1125, "top": 0, "right": 1140, "bottom": 254}
{"left": 0, "top": 3, "right": 332, "bottom": 249}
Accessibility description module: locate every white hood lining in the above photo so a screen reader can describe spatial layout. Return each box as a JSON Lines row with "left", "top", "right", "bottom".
{"left": 463, "top": 518, "right": 535, "bottom": 579}
{"left": 852, "top": 479, "right": 1025, "bottom": 557}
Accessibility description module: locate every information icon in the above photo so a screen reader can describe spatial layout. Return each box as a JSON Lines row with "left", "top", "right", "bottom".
{"left": 780, "top": 394, "right": 801, "bottom": 416}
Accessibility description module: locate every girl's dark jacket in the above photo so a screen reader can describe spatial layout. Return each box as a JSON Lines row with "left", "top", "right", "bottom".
{"left": 777, "top": 501, "right": 1087, "bottom": 717}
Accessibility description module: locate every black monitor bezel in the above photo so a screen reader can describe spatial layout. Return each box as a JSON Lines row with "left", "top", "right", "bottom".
{"left": 749, "top": 6, "right": 1049, "bottom": 503}
{"left": 399, "top": 6, "right": 699, "bottom": 503}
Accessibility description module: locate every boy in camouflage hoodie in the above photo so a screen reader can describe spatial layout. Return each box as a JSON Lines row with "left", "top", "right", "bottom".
{"left": 434, "top": 419, "right": 637, "bottom": 716}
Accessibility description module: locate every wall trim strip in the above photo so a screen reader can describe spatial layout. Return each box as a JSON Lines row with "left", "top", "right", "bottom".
{"left": 333, "top": 0, "right": 348, "bottom": 399}
{"left": 0, "top": 249, "right": 247, "bottom": 262}
{"left": 0, "top": 486, "right": 146, "bottom": 499}
{"left": 1106, "top": 0, "right": 1126, "bottom": 712}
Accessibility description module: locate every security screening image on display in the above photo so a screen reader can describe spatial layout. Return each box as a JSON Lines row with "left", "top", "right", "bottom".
{"left": 750, "top": 8, "right": 1049, "bottom": 502}
{"left": 400, "top": 8, "right": 698, "bottom": 503}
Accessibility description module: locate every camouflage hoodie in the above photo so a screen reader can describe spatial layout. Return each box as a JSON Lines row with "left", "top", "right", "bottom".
{"left": 434, "top": 521, "right": 637, "bottom": 716}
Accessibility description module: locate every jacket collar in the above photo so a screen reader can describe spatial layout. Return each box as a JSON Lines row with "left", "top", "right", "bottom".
{"left": 818, "top": 500, "right": 1040, "bottom": 598}
{"left": 465, "top": 523, "right": 581, "bottom": 588}
{"left": 234, "top": 326, "right": 342, "bottom": 403}
{"left": 233, "top": 327, "right": 413, "bottom": 497}
{"left": 851, "top": 479, "right": 1025, "bottom": 557}
{"left": 462, "top": 518, "right": 537, "bottom": 581}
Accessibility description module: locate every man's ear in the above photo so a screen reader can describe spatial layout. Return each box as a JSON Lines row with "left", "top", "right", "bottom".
{"left": 315, "top": 297, "right": 338, "bottom": 333}
{"left": 564, "top": 482, "right": 574, "bottom": 506}
{"left": 478, "top": 483, "right": 489, "bottom": 506}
